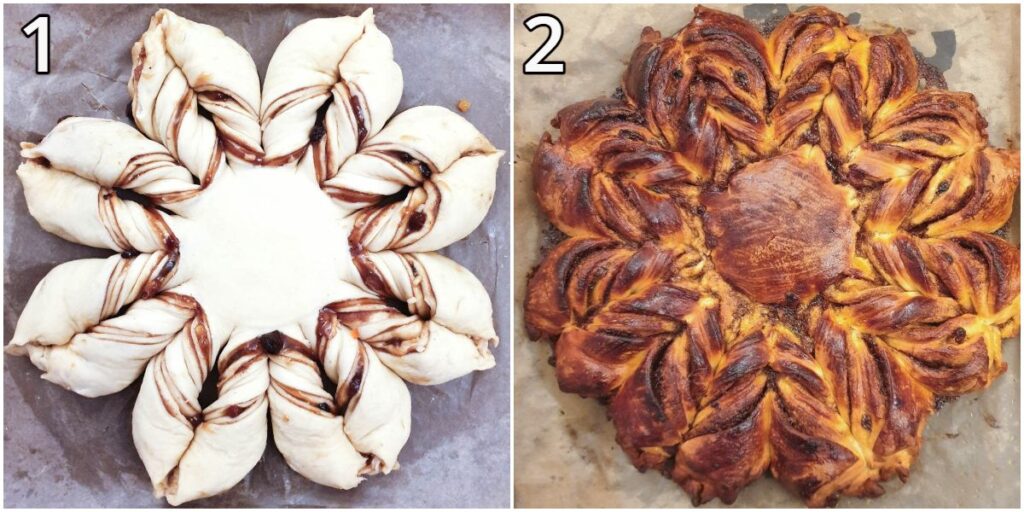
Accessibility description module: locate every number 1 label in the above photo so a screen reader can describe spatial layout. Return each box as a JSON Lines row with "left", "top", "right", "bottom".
{"left": 22, "top": 14, "right": 51, "bottom": 75}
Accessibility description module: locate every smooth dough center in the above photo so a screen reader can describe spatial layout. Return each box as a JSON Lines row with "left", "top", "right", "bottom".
{"left": 174, "top": 166, "right": 349, "bottom": 331}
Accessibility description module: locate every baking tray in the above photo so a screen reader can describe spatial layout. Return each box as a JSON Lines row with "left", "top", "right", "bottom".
{"left": 4, "top": 3, "right": 510, "bottom": 507}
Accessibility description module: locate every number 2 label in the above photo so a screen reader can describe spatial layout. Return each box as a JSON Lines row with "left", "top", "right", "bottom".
{"left": 523, "top": 14, "right": 565, "bottom": 75}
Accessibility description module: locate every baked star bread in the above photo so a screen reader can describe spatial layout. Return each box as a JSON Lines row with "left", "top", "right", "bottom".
{"left": 524, "top": 6, "right": 1019, "bottom": 507}
{"left": 8, "top": 8, "right": 501, "bottom": 505}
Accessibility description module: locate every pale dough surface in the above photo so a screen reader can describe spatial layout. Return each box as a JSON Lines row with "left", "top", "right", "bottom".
{"left": 4, "top": 4, "right": 510, "bottom": 507}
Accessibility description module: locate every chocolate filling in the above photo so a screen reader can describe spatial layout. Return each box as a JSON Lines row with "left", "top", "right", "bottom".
{"left": 309, "top": 98, "right": 332, "bottom": 144}
{"left": 259, "top": 331, "right": 284, "bottom": 355}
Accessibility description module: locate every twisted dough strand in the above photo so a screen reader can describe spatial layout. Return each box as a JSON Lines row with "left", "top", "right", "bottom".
{"left": 9, "top": 251, "right": 178, "bottom": 354}
{"left": 266, "top": 328, "right": 367, "bottom": 490}
{"left": 130, "top": 9, "right": 262, "bottom": 179}
{"left": 312, "top": 307, "right": 411, "bottom": 475}
{"left": 8, "top": 292, "right": 200, "bottom": 397}
{"left": 17, "top": 159, "right": 175, "bottom": 254}
{"left": 260, "top": 9, "right": 401, "bottom": 168}
{"left": 333, "top": 251, "right": 497, "bottom": 385}
{"left": 20, "top": 117, "right": 199, "bottom": 204}
{"left": 341, "top": 106, "right": 502, "bottom": 253}
{"left": 264, "top": 315, "right": 412, "bottom": 490}
{"left": 134, "top": 328, "right": 269, "bottom": 506}
{"left": 17, "top": 118, "right": 188, "bottom": 252}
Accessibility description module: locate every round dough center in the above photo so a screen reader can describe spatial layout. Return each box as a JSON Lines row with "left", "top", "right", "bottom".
{"left": 701, "top": 149, "right": 858, "bottom": 304}
{"left": 176, "top": 166, "right": 348, "bottom": 330}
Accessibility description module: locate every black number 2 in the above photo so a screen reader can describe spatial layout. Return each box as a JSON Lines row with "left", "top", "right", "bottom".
{"left": 523, "top": 14, "right": 565, "bottom": 75}
{"left": 22, "top": 14, "right": 51, "bottom": 75}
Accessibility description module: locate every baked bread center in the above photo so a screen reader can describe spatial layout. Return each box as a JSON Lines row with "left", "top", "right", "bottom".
{"left": 701, "top": 146, "right": 858, "bottom": 304}
{"left": 172, "top": 165, "right": 348, "bottom": 330}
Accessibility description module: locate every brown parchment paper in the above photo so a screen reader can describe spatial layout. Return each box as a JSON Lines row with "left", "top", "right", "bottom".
{"left": 3, "top": 4, "right": 510, "bottom": 508}
{"left": 513, "top": 4, "right": 1020, "bottom": 508}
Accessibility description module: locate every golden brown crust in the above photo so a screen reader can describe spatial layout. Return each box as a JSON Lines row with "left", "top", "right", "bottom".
{"left": 524, "top": 5, "right": 1020, "bottom": 507}
{"left": 702, "top": 145, "right": 858, "bottom": 303}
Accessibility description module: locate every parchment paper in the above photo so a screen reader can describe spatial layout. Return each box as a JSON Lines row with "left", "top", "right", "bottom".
{"left": 3, "top": 4, "right": 510, "bottom": 507}
{"left": 513, "top": 4, "right": 1020, "bottom": 508}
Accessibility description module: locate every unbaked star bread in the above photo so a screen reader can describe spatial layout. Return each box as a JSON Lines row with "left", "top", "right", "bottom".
{"left": 9, "top": 8, "right": 501, "bottom": 505}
